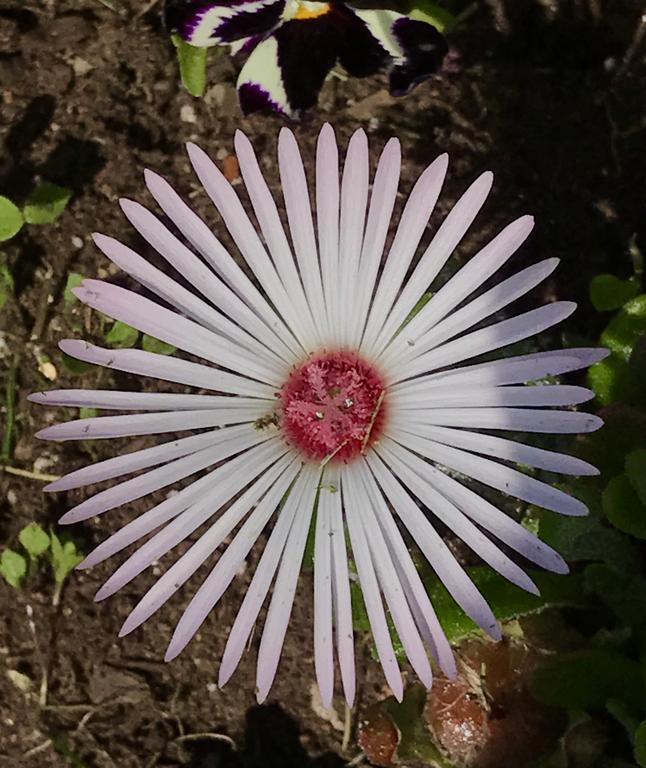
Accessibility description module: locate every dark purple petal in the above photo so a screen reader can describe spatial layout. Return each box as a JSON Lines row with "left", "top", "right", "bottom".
{"left": 388, "top": 17, "right": 448, "bottom": 96}
{"left": 164, "top": 0, "right": 284, "bottom": 45}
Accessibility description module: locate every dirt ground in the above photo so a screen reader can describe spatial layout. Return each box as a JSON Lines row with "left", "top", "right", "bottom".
{"left": 0, "top": 1, "right": 645, "bottom": 766}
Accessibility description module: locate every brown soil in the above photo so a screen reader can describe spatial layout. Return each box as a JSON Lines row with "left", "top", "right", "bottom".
{"left": 1, "top": 1, "right": 644, "bottom": 766}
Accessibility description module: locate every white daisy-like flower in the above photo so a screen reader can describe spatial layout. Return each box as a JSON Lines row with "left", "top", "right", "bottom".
{"left": 32, "top": 125, "right": 605, "bottom": 706}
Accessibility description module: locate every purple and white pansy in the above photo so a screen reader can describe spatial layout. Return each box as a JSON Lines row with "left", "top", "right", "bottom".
{"left": 165, "top": 0, "right": 448, "bottom": 116}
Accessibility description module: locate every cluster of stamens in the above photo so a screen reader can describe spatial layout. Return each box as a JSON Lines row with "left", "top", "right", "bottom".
{"left": 280, "top": 351, "right": 386, "bottom": 462}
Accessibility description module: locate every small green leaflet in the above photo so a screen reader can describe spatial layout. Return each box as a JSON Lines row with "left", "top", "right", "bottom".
{"left": 172, "top": 35, "right": 208, "bottom": 98}
{"left": 23, "top": 182, "right": 72, "bottom": 225}
{"left": 18, "top": 523, "right": 50, "bottom": 560}
{"left": 0, "top": 196, "right": 23, "bottom": 241}
{"left": 141, "top": 334, "right": 176, "bottom": 355}
{"left": 0, "top": 549, "right": 27, "bottom": 588}
{"left": 105, "top": 320, "right": 139, "bottom": 348}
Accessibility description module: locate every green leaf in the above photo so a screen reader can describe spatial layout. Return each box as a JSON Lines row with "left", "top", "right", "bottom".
{"left": 0, "top": 196, "right": 24, "bottom": 241}
{"left": 384, "top": 684, "right": 452, "bottom": 765}
{"left": 61, "top": 353, "right": 95, "bottom": 375}
{"left": 64, "top": 272, "right": 84, "bottom": 307}
{"left": 105, "top": 320, "right": 139, "bottom": 348}
{"left": 18, "top": 523, "right": 50, "bottom": 560}
{"left": 601, "top": 294, "right": 646, "bottom": 362}
{"left": 50, "top": 532, "right": 83, "bottom": 586}
{"left": 626, "top": 449, "right": 646, "bottom": 505}
{"left": 602, "top": 474, "right": 646, "bottom": 540}
{"left": 590, "top": 274, "right": 640, "bottom": 312}
{"left": 584, "top": 563, "right": 646, "bottom": 627}
{"left": 408, "top": 2, "right": 458, "bottom": 32}
{"left": 0, "top": 260, "right": 13, "bottom": 312}
{"left": 422, "top": 565, "right": 582, "bottom": 643}
{"left": 141, "top": 334, "right": 176, "bottom": 355}
{"left": 0, "top": 549, "right": 27, "bottom": 588}
{"left": 635, "top": 720, "right": 646, "bottom": 767}
{"left": 532, "top": 649, "right": 645, "bottom": 712}
{"left": 171, "top": 34, "right": 208, "bottom": 98}
{"left": 587, "top": 354, "right": 633, "bottom": 405}
{"left": 23, "top": 182, "right": 72, "bottom": 225}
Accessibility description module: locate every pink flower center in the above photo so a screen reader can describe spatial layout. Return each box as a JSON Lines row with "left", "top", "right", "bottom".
{"left": 280, "top": 351, "right": 386, "bottom": 463}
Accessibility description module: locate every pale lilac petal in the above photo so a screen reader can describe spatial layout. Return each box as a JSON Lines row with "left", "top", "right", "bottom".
{"left": 387, "top": 431, "right": 588, "bottom": 516}
{"left": 59, "top": 427, "right": 269, "bottom": 524}
{"left": 58, "top": 340, "right": 275, "bottom": 399}
{"left": 45, "top": 427, "right": 241, "bottom": 492}
{"left": 214, "top": 468, "right": 312, "bottom": 678}
{"left": 384, "top": 256, "right": 558, "bottom": 368}
{"left": 96, "top": 439, "right": 287, "bottom": 601}
{"left": 338, "top": 129, "right": 369, "bottom": 346}
{"left": 379, "top": 215, "right": 535, "bottom": 360}
{"left": 393, "top": 406, "right": 602, "bottom": 434}
{"left": 352, "top": 465, "right": 434, "bottom": 688}
{"left": 234, "top": 130, "right": 318, "bottom": 341}
{"left": 144, "top": 169, "right": 299, "bottom": 359}
{"left": 37, "top": 406, "right": 266, "bottom": 442}
{"left": 391, "top": 351, "right": 603, "bottom": 397}
{"left": 392, "top": 424, "right": 597, "bottom": 476}
{"left": 277, "top": 128, "right": 327, "bottom": 340}
{"left": 255, "top": 466, "right": 318, "bottom": 702}
{"left": 342, "top": 468, "right": 404, "bottom": 701}
{"left": 94, "top": 230, "right": 287, "bottom": 371}
{"left": 29, "top": 389, "right": 271, "bottom": 412}
{"left": 393, "top": 302, "right": 577, "bottom": 383}
{"left": 314, "top": 475, "right": 335, "bottom": 708}
{"left": 365, "top": 451, "right": 501, "bottom": 639}
{"left": 377, "top": 440, "right": 539, "bottom": 594}
{"left": 316, "top": 124, "right": 341, "bottom": 339}
{"left": 118, "top": 454, "right": 298, "bottom": 635}
{"left": 73, "top": 280, "right": 278, "bottom": 384}
{"left": 390, "top": 384, "right": 593, "bottom": 409}
{"left": 326, "top": 465, "right": 356, "bottom": 706}
{"left": 186, "top": 142, "right": 317, "bottom": 349}
{"left": 356, "top": 460, "right": 456, "bottom": 678}
{"left": 353, "top": 138, "right": 401, "bottom": 349}
{"left": 364, "top": 170, "right": 492, "bottom": 356}
{"left": 362, "top": 154, "right": 448, "bottom": 354}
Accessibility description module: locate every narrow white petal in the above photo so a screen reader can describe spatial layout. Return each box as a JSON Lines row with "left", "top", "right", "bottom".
{"left": 393, "top": 302, "right": 577, "bottom": 383}
{"left": 390, "top": 384, "right": 593, "bottom": 409}
{"left": 98, "top": 439, "right": 287, "bottom": 602}
{"left": 384, "top": 256, "right": 557, "bottom": 369}
{"left": 118, "top": 454, "right": 298, "bottom": 635}
{"left": 365, "top": 170, "right": 492, "bottom": 356}
{"left": 362, "top": 154, "right": 448, "bottom": 354}
{"left": 354, "top": 138, "right": 401, "bottom": 348}
{"left": 342, "top": 468, "right": 404, "bottom": 701}
{"left": 58, "top": 340, "right": 276, "bottom": 399}
{"left": 37, "top": 406, "right": 268, "bottom": 442}
{"left": 256, "top": 466, "right": 318, "bottom": 702}
{"left": 380, "top": 215, "right": 535, "bottom": 361}
{"left": 45, "top": 426, "right": 245, "bottom": 492}
{"left": 392, "top": 424, "right": 598, "bottom": 476}
{"left": 378, "top": 440, "right": 539, "bottom": 594}
{"left": 387, "top": 431, "right": 588, "bottom": 516}
{"left": 29, "top": 389, "right": 272, "bottom": 412}
{"left": 314, "top": 475, "right": 335, "bottom": 708}
{"left": 353, "top": 467, "right": 434, "bottom": 688}
{"left": 326, "top": 465, "right": 356, "bottom": 706}
{"left": 316, "top": 124, "right": 340, "bottom": 340}
{"left": 390, "top": 352, "right": 594, "bottom": 397}
{"left": 392, "top": 406, "right": 602, "bottom": 434}
{"left": 74, "top": 280, "right": 279, "bottom": 384}
{"left": 338, "top": 129, "right": 369, "bottom": 346}
{"left": 356, "top": 460, "right": 456, "bottom": 678}
{"left": 187, "top": 142, "right": 316, "bottom": 350}
{"left": 59, "top": 426, "right": 270, "bottom": 524}
{"left": 234, "top": 130, "right": 316, "bottom": 338}
{"left": 144, "top": 169, "right": 299, "bottom": 359}
{"left": 365, "top": 451, "right": 501, "bottom": 639}
{"left": 215, "top": 467, "right": 312, "bottom": 679}
{"left": 277, "top": 128, "right": 327, "bottom": 341}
